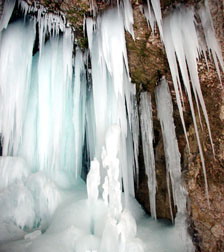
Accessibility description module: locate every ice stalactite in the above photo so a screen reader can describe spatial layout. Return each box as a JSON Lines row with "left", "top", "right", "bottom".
{"left": 162, "top": 4, "right": 224, "bottom": 202}
{"left": 198, "top": 0, "right": 224, "bottom": 82}
{"left": 143, "top": 1, "right": 223, "bottom": 203}
{"left": 139, "top": 92, "right": 156, "bottom": 219}
{"left": 143, "top": 0, "right": 163, "bottom": 38}
{"left": 144, "top": 0, "right": 156, "bottom": 32}
{"left": 156, "top": 78, "right": 194, "bottom": 252}
{"left": 73, "top": 48, "right": 87, "bottom": 179}
{"left": 19, "top": 0, "right": 66, "bottom": 53}
{"left": 121, "top": 0, "right": 135, "bottom": 39}
{"left": 150, "top": 0, "right": 163, "bottom": 39}
{"left": 130, "top": 87, "right": 140, "bottom": 187}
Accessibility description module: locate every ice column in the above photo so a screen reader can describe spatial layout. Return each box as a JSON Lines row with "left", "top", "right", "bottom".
{"left": 140, "top": 92, "right": 156, "bottom": 219}
{"left": 86, "top": 7, "right": 137, "bottom": 204}
{"left": 87, "top": 158, "right": 101, "bottom": 203}
{"left": 102, "top": 125, "right": 122, "bottom": 219}
{"left": 73, "top": 48, "right": 87, "bottom": 178}
{"left": 156, "top": 78, "right": 194, "bottom": 252}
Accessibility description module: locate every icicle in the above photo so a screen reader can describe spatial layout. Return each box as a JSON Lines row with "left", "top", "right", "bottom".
{"left": 198, "top": 0, "right": 224, "bottom": 82}
{"left": 150, "top": 0, "right": 163, "bottom": 39}
{"left": 162, "top": 15, "right": 190, "bottom": 150}
{"left": 121, "top": 0, "right": 135, "bottom": 39}
{"left": 73, "top": 48, "right": 87, "bottom": 178}
{"left": 86, "top": 17, "right": 95, "bottom": 53}
{"left": 143, "top": 0, "right": 163, "bottom": 38}
{"left": 130, "top": 86, "right": 140, "bottom": 187}
{"left": 37, "top": 10, "right": 66, "bottom": 53}
{"left": 18, "top": 0, "right": 38, "bottom": 18}
{"left": 143, "top": 0, "right": 156, "bottom": 32}
{"left": 155, "top": 78, "right": 194, "bottom": 252}
{"left": 156, "top": 78, "right": 184, "bottom": 212}
{"left": 140, "top": 92, "right": 156, "bottom": 219}
{"left": 19, "top": 1, "right": 66, "bottom": 53}
{"left": 0, "top": 0, "right": 16, "bottom": 32}
{"left": 162, "top": 5, "right": 219, "bottom": 202}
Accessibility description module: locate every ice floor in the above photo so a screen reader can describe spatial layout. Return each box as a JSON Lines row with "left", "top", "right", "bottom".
{"left": 0, "top": 168, "right": 187, "bottom": 252}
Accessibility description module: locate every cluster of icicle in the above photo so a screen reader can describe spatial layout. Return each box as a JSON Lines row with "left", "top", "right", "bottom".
{"left": 143, "top": 0, "right": 224, "bottom": 202}
{"left": 139, "top": 79, "right": 194, "bottom": 251}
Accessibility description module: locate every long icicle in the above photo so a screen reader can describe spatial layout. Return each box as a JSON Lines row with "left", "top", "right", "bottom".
{"left": 140, "top": 92, "right": 157, "bottom": 219}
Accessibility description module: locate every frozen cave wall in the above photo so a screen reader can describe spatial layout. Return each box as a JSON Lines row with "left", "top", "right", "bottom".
{"left": 6, "top": 0, "right": 224, "bottom": 251}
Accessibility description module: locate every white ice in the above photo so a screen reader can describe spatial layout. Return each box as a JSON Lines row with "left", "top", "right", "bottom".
{"left": 140, "top": 92, "right": 157, "bottom": 219}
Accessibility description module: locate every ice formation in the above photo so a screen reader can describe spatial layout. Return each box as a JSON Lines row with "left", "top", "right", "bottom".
{"left": 87, "top": 158, "right": 100, "bottom": 202}
{"left": 155, "top": 78, "right": 194, "bottom": 252}
{"left": 143, "top": 0, "right": 223, "bottom": 202}
{"left": 86, "top": 7, "right": 137, "bottom": 206}
{"left": 143, "top": 0, "right": 163, "bottom": 38}
{"left": 198, "top": 0, "right": 224, "bottom": 82}
{"left": 143, "top": 0, "right": 156, "bottom": 32}
{"left": 162, "top": 3, "right": 224, "bottom": 201}
{"left": 0, "top": 2, "right": 143, "bottom": 251}
{"left": 139, "top": 92, "right": 156, "bottom": 219}
{"left": 1, "top": 0, "right": 222, "bottom": 251}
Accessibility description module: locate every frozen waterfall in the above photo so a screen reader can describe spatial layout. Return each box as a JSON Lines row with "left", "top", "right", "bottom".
{"left": 0, "top": 0, "right": 222, "bottom": 251}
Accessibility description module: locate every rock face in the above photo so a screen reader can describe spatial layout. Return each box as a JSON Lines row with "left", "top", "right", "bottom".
{"left": 15, "top": 0, "right": 224, "bottom": 251}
